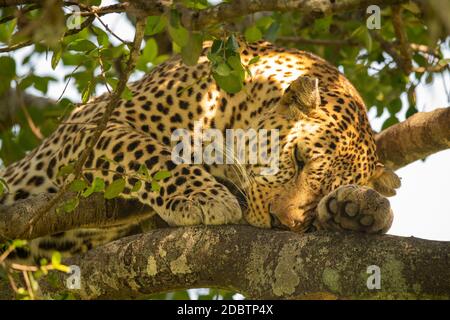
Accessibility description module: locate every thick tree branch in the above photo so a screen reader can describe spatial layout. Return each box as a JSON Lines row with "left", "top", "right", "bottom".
{"left": 375, "top": 107, "right": 450, "bottom": 170}
{"left": 25, "top": 226, "right": 450, "bottom": 299}
{"left": 126, "top": 0, "right": 408, "bottom": 30}
{"left": 0, "top": 0, "right": 35, "bottom": 6}
{"left": 0, "top": 109, "right": 449, "bottom": 241}
{"left": 0, "top": 193, "right": 155, "bottom": 242}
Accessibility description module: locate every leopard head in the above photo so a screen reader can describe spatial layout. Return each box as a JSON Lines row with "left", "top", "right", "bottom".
{"left": 244, "top": 76, "right": 401, "bottom": 231}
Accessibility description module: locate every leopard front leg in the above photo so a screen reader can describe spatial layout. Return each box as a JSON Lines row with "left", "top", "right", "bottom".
{"left": 86, "top": 124, "right": 242, "bottom": 227}
{"left": 154, "top": 164, "right": 243, "bottom": 226}
{"left": 314, "top": 185, "right": 393, "bottom": 234}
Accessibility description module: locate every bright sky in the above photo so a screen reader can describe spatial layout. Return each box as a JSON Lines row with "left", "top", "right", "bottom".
{"left": 9, "top": 2, "right": 450, "bottom": 243}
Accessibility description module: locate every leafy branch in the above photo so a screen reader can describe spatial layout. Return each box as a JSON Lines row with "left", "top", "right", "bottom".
{"left": 18, "top": 16, "right": 148, "bottom": 238}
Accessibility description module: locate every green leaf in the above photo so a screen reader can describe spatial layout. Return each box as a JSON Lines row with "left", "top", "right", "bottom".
{"left": 131, "top": 180, "right": 142, "bottom": 193}
{"left": 406, "top": 106, "right": 418, "bottom": 118}
{"left": 244, "top": 26, "right": 263, "bottom": 43}
{"left": 0, "top": 19, "right": 16, "bottom": 43}
{"left": 32, "top": 76, "right": 55, "bottom": 94}
{"left": 143, "top": 38, "right": 158, "bottom": 63}
{"left": 381, "top": 116, "right": 399, "bottom": 130}
{"left": 213, "top": 72, "right": 243, "bottom": 94}
{"left": 350, "top": 26, "right": 365, "bottom": 39}
{"left": 314, "top": 16, "right": 332, "bottom": 33}
{"left": 51, "top": 47, "right": 63, "bottom": 69}
{"left": 169, "top": 25, "right": 189, "bottom": 48}
{"left": 211, "top": 39, "right": 223, "bottom": 54}
{"left": 227, "top": 55, "right": 245, "bottom": 81}
{"left": 226, "top": 35, "right": 239, "bottom": 52}
{"left": 145, "top": 16, "right": 167, "bottom": 36}
{"left": 168, "top": 11, "right": 189, "bottom": 48}
{"left": 138, "top": 164, "right": 151, "bottom": 180}
{"left": 388, "top": 98, "right": 402, "bottom": 115}
{"left": 51, "top": 252, "right": 62, "bottom": 267}
{"left": 181, "top": 32, "right": 203, "bottom": 66}
{"left": 92, "top": 177, "right": 106, "bottom": 192}
{"left": 207, "top": 52, "right": 223, "bottom": 65}
{"left": 93, "top": 26, "right": 109, "bottom": 47}
{"left": 264, "top": 21, "right": 279, "bottom": 42}
{"left": 0, "top": 56, "right": 15, "bottom": 78}
{"left": 121, "top": 86, "right": 133, "bottom": 101}
{"left": 215, "top": 63, "right": 231, "bottom": 76}
{"left": 12, "top": 239, "right": 27, "bottom": 248}
{"left": 248, "top": 55, "right": 260, "bottom": 65}
{"left": 104, "top": 178, "right": 126, "bottom": 199}
{"left": 364, "top": 29, "right": 373, "bottom": 52}
{"left": 256, "top": 16, "right": 273, "bottom": 29}
{"left": 57, "top": 164, "right": 75, "bottom": 177}
{"left": 151, "top": 180, "right": 160, "bottom": 192}
{"left": 63, "top": 197, "right": 79, "bottom": 213}
{"left": 70, "top": 179, "right": 87, "bottom": 192}
{"left": 153, "top": 170, "right": 171, "bottom": 181}
{"left": 82, "top": 177, "right": 105, "bottom": 197}
{"left": 0, "top": 178, "right": 8, "bottom": 196}
{"left": 68, "top": 39, "right": 97, "bottom": 52}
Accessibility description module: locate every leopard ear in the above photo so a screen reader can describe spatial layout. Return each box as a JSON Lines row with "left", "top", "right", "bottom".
{"left": 278, "top": 76, "right": 321, "bottom": 118}
{"left": 369, "top": 163, "right": 401, "bottom": 197}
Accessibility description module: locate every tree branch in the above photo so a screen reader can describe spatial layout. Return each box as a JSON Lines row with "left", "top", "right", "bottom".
{"left": 391, "top": 5, "right": 413, "bottom": 74}
{"left": 126, "top": 0, "right": 408, "bottom": 30}
{"left": 0, "top": 0, "right": 35, "bottom": 6}
{"left": 1, "top": 109, "right": 448, "bottom": 241}
{"left": 25, "top": 226, "right": 450, "bottom": 299}
{"left": 375, "top": 107, "right": 450, "bottom": 170}
{"left": 0, "top": 193, "right": 156, "bottom": 242}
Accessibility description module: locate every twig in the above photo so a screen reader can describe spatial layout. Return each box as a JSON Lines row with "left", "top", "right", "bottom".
{"left": 410, "top": 43, "right": 440, "bottom": 57}
{"left": 412, "top": 63, "right": 449, "bottom": 73}
{"left": 94, "top": 12, "right": 131, "bottom": 45}
{"left": 370, "top": 31, "right": 407, "bottom": 70}
{"left": 0, "top": 40, "right": 33, "bottom": 53}
{"left": 0, "top": 15, "right": 95, "bottom": 53}
{"left": 22, "top": 270, "right": 34, "bottom": 300}
{"left": 19, "top": 17, "right": 147, "bottom": 238}
{"left": 56, "top": 63, "right": 82, "bottom": 102}
{"left": 0, "top": 3, "right": 40, "bottom": 24}
{"left": 15, "top": 84, "right": 44, "bottom": 141}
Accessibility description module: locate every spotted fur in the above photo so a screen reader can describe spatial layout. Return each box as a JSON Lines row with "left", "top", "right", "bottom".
{"left": 0, "top": 40, "right": 399, "bottom": 262}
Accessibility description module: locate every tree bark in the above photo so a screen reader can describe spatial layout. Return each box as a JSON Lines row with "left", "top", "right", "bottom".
{"left": 0, "top": 109, "right": 449, "bottom": 241}
{"left": 375, "top": 107, "right": 450, "bottom": 170}
{"left": 127, "top": 0, "right": 408, "bottom": 30}
{"left": 0, "top": 0, "right": 449, "bottom": 301}
{"left": 32, "top": 226, "right": 450, "bottom": 300}
{"left": 0, "top": 193, "right": 155, "bottom": 241}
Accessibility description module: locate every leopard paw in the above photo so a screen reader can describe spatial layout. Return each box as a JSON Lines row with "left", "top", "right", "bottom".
{"left": 161, "top": 187, "right": 243, "bottom": 226}
{"left": 316, "top": 185, "right": 393, "bottom": 234}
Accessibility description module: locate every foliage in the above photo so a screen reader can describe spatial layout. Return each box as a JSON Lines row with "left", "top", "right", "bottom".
{"left": 0, "top": 0, "right": 448, "bottom": 300}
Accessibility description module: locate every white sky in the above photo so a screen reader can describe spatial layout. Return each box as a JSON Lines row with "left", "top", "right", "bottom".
{"left": 8, "top": 2, "right": 450, "bottom": 242}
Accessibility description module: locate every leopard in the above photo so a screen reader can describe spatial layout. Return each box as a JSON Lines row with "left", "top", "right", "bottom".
{"left": 0, "top": 39, "right": 401, "bottom": 263}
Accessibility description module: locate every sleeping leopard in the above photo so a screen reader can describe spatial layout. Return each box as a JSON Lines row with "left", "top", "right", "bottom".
{"left": 0, "top": 39, "right": 401, "bottom": 262}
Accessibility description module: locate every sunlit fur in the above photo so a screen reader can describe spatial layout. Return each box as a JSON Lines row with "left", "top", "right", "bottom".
{"left": 0, "top": 40, "right": 396, "bottom": 261}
